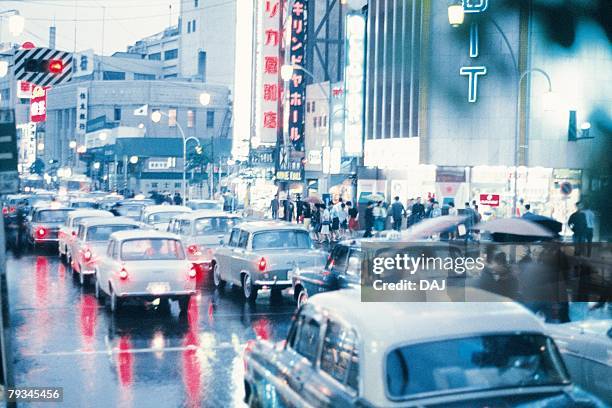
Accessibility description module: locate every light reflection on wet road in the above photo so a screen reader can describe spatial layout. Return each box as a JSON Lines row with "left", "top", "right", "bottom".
{"left": 7, "top": 249, "right": 295, "bottom": 407}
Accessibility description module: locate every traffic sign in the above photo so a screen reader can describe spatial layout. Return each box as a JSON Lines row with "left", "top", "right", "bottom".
{"left": 560, "top": 181, "right": 572, "bottom": 196}
{"left": 14, "top": 47, "right": 73, "bottom": 87}
{"left": 479, "top": 193, "right": 500, "bottom": 206}
{"left": 0, "top": 110, "right": 18, "bottom": 194}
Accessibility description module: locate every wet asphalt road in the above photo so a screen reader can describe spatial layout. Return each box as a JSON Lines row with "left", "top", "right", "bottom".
{"left": 6, "top": 247, "right": 296, "bottom": 407}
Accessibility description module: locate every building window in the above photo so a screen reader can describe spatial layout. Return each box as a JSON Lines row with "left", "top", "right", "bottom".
{"left": 312, "top": 101, "right": 316, "bottom": 112}
{"left": 134, "top": 73, "right": 156, "bottom": 80}
{"left": 194, "top": 0, "right": 198, "bottom": 6}
{"left": 58, "top": 110, "right": 63, "bottom": 129}
{"left": 168, "top": 108, "right": 177, "bottom": 127}
{"left": 164, "top": 49, "right": 178, "bottom": 60}
{"left": 187, "top": 110, "right": 195, "bottom": 128}
{"left": 187, "top": 21, "right": 191, "bottom": 33}
{"left": 114, "top": 107, "right": 121, "bottom": 122}
{"left": 163, "top": 73, "right": 178, "bottom": 79}
{"left": 175, "top": 182, "right": 181, "bottom": 189}
{"left": 148, "top": 52, "right": 161, "bottom": 61}
{"left": 192, "top": 19, "right": 196, "bottom": 32}
{"left": 313, "top": 117, "right": 317, "bottom": 128}
{"left": 323, "top": 115, "right": 327, "bottom": 128}
{"left": 306, "top": 101, "right": 310, "bottom": 113}
{"left": 206, "top": 111, "right": 215, "bottom": 128}
{"left": 103, "top": 71, "right": 125, "bottom": 80}
{"left": 151, "top": 182, "right": 158, "bottom": 189}
{"left": 198, "top": 51, "right": 207, "bottom": 80}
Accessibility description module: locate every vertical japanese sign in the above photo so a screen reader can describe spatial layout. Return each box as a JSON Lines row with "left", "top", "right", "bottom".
{"left": 459, "top": 0, "right": 488, "bottom": 102}
{"left": 259, "top": 0, "right": 281, "bottom": 144}
{"left": 30, "top": 86, "right": 47, "bottom": 123}
{"left": 76, "top": 87, "right": 88, "bottom": 135}
{"left": 288, "top": 0, "right": 307, "bottom": 152}
{"left": 344, "top": 13, "right": 365, "bottom": 155}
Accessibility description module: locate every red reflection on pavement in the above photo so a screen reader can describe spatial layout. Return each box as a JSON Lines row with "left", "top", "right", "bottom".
{"left": 253, "top": 318, "right": 271, "bottom": 340}
{"left": 182, "top": 297, "right": 202, "bottom": 407}
{"left": 78, "top": 294, "right": 97, "bottom": 349}
{"left": 116, "top": 336, "right": 133, "bottom": 387}
{"left": 207, "top": 300, "right": 214, "bottom": 326}
{"left": 35, "top": 256, "right": 48, "bottom": 306}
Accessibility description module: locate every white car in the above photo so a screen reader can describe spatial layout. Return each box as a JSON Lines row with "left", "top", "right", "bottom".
{"left": 69, "top": 217, "right": 141, "bottom": 286}
{"left": 58, "top": 209, "right": 113, "bottom": 262}
{"left": 139, "top": 205, "right": 192, "bottom": 231}
{"left": 244, "top": 288, "right": 607, "bottom": 407}
{"left": 547, "top": 319, "right": 612, "bottom": 404}
{"left": 95, "top": 229, "right": 196, "bottom": 314}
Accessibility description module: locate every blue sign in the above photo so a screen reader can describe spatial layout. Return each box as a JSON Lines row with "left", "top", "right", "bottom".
{"left": 460, "top": 0, "right": 488, "bottom": 102}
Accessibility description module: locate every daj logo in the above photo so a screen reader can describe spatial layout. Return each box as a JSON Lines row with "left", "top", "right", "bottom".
{"left": 460, "top": 0, "right": 488, "bottom": 103}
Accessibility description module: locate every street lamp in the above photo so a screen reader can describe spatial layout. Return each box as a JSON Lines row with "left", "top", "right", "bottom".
{"left": 199, "top": 92, "right": 211, "bottom": 106}
{"left": 448, "top": 7, "right": 554, "bottom": 217}
{"left": 77, "top": 145, "right": 87, "bottom": 154}
{"left": 150, "top": 109, "right": 201, "bottom": 200}
{"left": 69, "top": 140, "right": 77, "bottom": 149}
{"left": 99, "top": 132, "right": 108, "bottom": 142}
{"left": 129, "top": 155, "right": 139, "bottom": 164}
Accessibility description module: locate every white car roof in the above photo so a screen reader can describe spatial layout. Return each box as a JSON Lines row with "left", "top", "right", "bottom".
{"left": 173, "top": 210, "right": 240, "bottom": 221}
{"left": 307, "top": 288, "right": 547, "bottom": 406}
{"left": 142, "top": 205, "right": 192, "bottom": 215}
{"left": 78, "top": 217, "right": 141, "bottom": 228}
{"left": 110, "top": 229, "right": 181, "bottom": 242}
{"left": 237, "top": 220, "right": 309, "bottom": 233}
{"left": 68, "top": 209, "right": 113, "bottom": 220}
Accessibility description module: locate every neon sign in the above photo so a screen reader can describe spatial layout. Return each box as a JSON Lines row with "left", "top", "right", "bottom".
{"left": 460, "top": 0, "right": 488, "bottom": 102}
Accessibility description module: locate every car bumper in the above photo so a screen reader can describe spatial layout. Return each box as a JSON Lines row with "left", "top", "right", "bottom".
{"left": 34, "top": 238, "right": 59, "bottom": 244}
{"left": 116, "top": 289, "right": 196, "bottom": 298}
{"left": 254, "top": 278, "right": 292, "bottom": 287}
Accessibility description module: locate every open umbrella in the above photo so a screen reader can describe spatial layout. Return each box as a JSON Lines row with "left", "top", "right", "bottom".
{"left": 304, "top": 196, "right": 323, "bottom": 205}
{"left": 402, "top": 215, "right": 467, "bottom": 240}
{"left": 521, "top": 212, "right": 562, "bottom": 235}
{"left": 475, "top": 218, "right": 554, "bottom": 242}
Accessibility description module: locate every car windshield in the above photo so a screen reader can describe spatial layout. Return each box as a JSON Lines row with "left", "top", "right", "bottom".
{"left": 37, "top": 209, "right": 72, "bottom": 223}
{"left": 116, "top": 205, "right": 143, "bottom": 216}
{"left": 252, "top": 230, "right": 312, "bottom": 250}
{"left": 121, "top": 238, "right": 185, "bottom": 261}
{"left": 385, "top": 334, "right": 570, "bottom": 400}
{"left": 28, "top": 196, "right": 53, "bottom": 205}
{"left": 191, "top": 201, "right": 222, "bottom": 210}
{"left": 72, "top": 202, "right": 96, "bottom": 209}
{"left": 148, "top": 211, "right": 185, "bottom": 224}
{"left": 194, "top": 217, "right": 237, "bottom": 235}
{"left": 87, "top": 225, "right": 138, "bottom": 241}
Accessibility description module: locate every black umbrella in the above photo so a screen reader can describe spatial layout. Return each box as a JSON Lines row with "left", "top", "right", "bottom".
{"left": 521, "top": 212, "right": 562, "bottom": 235}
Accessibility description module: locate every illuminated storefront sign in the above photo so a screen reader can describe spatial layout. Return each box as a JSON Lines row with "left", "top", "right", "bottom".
{"left": 288, "top": 0, "right": 307, "bottom": 152}
{"left": 460, "top": 0, "right": 488, "bottom": 102}
{"left": 29, "top": 85, "right": 47, "bottom": 123}
{"left": 344, "top": 13, "right": 365, "bottom": 155}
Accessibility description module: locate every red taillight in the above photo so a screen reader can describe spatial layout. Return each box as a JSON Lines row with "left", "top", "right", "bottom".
{"left": 71, "top": 231, "right": 77, "bottom": 237}
{"left": 9, "top": 206, "right": 15, "bottom": 213}
{"left": 82, "top": 248, "right": 92, "bottom": 262}
{"left": 188, "top": 266, "right": 197, "bottom": 278}
{"left": 119, "top": 267, "right": 128, "bottom": 280}
{"left": 36, "top": 227, "right": 47, "bottom": 238}
{"left": 187, "top": 244, "right": 201, "bottom": 256}
{"left": 258, "top": 257, "right": 267, "bottom": 272}
{"left": 2, "top": 208, "right": 7, "bottom": 215}
{"left": 48, "top": 59, "right": 64, "bottom": 74}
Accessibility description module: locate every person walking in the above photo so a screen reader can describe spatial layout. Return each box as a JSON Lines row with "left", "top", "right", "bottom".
{"left": 284, "top": 197, "right": 294, "bottom": 222}
{"left": 390, "top": 196, "right": 405, "bottom": 231}
{"left": 448, "top": 202, "right": 458, "bottom": 239}
{"left": 373, "top": 201, "right": 386, "bottom": 233}
{"left": 296, "top": 194, "right": 304, "bottom": 224}
{"left": 347, "top": 201, "right": 359, "bottom": 237}
{"left": 431, "top": 201, "right": 442, "bottom": 218}
{"left": 311, "top": 204, "right": 321, "bottom": 241}
{"left": 568, "top": 202, "right": 588, "bottom": 256}
{"left": 174, "top": 192, "right": 183, "bottom": 205}
{"left": 270, "top": 194, "right": 279, "bottom": 219}
{"left": 320, "top": 203, "right": 332, "bottom": 244}
{"left": 582, "top": 203, "right": 595, "bottom": 257}
{"left": 463, "top": 202, "right": 475, "bottom": 240}
{"left": 410, "top": 197, "right": 425, "bottom": 226}
{"left": 338, "top": 203, "right": 349, "bottom": 239}
{"left": 363, "top": 201, "right": 374, "bottom": 238}
{"left": 330, "top": 199, "right": 341, "bottom": 241}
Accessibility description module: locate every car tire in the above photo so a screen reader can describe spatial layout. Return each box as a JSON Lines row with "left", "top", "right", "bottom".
{"left": 213, "top": 263, "right": 226, "bottom": 289}
{"left": 296, "top": 287, "right": 309, "bottom": 308}
{"left": 110, "top": 287, "right": 121, "bottom": 314}
{"left": 178, "top": 296, "right": 191, "bottom": 314}
{"left": 242, "top": 274, "right": 258, "bottom": 303}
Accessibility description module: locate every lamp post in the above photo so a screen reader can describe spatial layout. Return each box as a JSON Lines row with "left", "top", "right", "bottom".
{"left": 448, "top": 5, "right": 554, "bottom": 217}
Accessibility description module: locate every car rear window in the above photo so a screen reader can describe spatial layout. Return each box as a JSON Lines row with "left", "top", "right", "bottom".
{"left": 147, "top": 211, "right": 185, "bottom": 224}
{"left": 87, "top": 225, "right": 138, "bottom": 241}
{"left": 121, "top": 238, "right": 185, "bottom": 261}
{"left": 194, "top": 217, "right": 237, "bottom": 235}
{"left": 252, "top": 230, "right": 311, "bottom": 250}
{"left": 385, "top": 334, "right": 569, "bottom": 399}
{"left": 116, "top": 205, "right": 143, "bottom": 216}
{"left": 71, "top": 202, "right": 97, "bottom": 209}
{"left": 37, "top": 209, "right": 72, "bottom": 223}
{"left": 191, "top": 201, "right": 222, "bottom": 210}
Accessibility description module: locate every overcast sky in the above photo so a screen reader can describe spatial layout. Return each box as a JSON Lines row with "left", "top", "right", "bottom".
{"left": 2, "top": 0, "right": 181, "bottom": 54}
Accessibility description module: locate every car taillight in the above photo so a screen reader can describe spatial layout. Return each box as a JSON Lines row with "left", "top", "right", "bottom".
{"left": 188, "top": 266, "right": 197, "bottom": 278}
{"left": 9, "top": 206, "right": 15, "bottom": 213}
{"left": 2, "top": 208, "right": 7, "bottom": 215}
{"left": 187, "top": 244, "right": 201, "bottom": 256}
{"left": 258, "top": 257, "right": 267, "bottom": 272}
{"left": 36, "top": 227, "right": 47, "bottom": 238}
{"left": 119, "top": 267, "right": 128, "bottom": 280}
{"left": 82, "top": 248, "right": 92, "bottom": 262}
{"left": 71, "top": 231, "right": 77, "bottom": 237}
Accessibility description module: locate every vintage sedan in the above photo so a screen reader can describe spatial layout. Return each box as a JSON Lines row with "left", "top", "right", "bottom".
{"left": 168, "top": 210, "right": 241, "bottom": 274}
{"left": 109, "top": 198, "right": 155, "bottom": 220}
{"left": 212, "top": 221, "right": 327, "bottom": 302}
{"left": 186, "top": 199, "right": 223, "bottom": 211}
{"left": 95, "top": 230, "right": 196, "bottom": 314}
{"left": 26, "top": 204, "right": 74, "bottom": 250}
{"left": 69, "top": 217, "right": 140, "bottom": 285}
{"left": 547, "top": 319, "right": 612, "bottom": 404}
{"left": 244, "top": 288, "right": 607, "bottom": 407}
{"left": 58, "top": 209, "right": 113, "bottom": 262}
{"left": 139, "top": 204, "right": 192, "bottom": 231}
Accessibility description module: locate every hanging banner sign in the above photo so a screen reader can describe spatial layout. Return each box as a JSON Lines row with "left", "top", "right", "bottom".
{"left": 288, "top": 0, "right": 307, "bottom": 151}
{"left": 258, "top": 0, "right": 281, "bottom": 144}
{"left": 76, "top": 87, "right": 88, "bottom": 135}
{"left": 29, "top": 85, "right": 47, "bottom": 122}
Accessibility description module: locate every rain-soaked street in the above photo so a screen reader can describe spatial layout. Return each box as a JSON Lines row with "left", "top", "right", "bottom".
{"left": 6, "top": 249, "right": 295, "bottom": 407}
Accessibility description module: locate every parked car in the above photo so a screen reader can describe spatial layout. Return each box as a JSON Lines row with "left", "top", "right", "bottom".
{"left": 139, "top": 204, "right": 192, "bottom": 231}
{"left": 212, "top": 221, "right": 327, "bottom": 302}
{"left": 26, "top": 205, "right": 74, "bottom": 250}
{"left": 69, "top": 217, "right": 140, "bottom": 286}
{"left": 186, "top": 199, "right": 223, "bottom": 211}
{"left": 58, "top": 209, "right": 113, "bottom": 262}
{"left": 244, "top": 288, "right": 607, "bottom": 407}
{"left": 110, "top": 199, "right": 154, "bottom": 220}
{"left": 547, "top": 319, "right": 612, "bottom": 404}
{"left": 168, "top": 210, "right": 241, "bottom": 275}
{"left": 95, "top": 229, "right": 196, "bottom": 314}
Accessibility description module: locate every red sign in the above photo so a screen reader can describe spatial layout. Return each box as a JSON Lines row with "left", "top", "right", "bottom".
{"left": 480, "top": 193, "right": 500, "bottom": 207}
{"left": 30, "top": 85, "right": 47, "bottom": 122}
